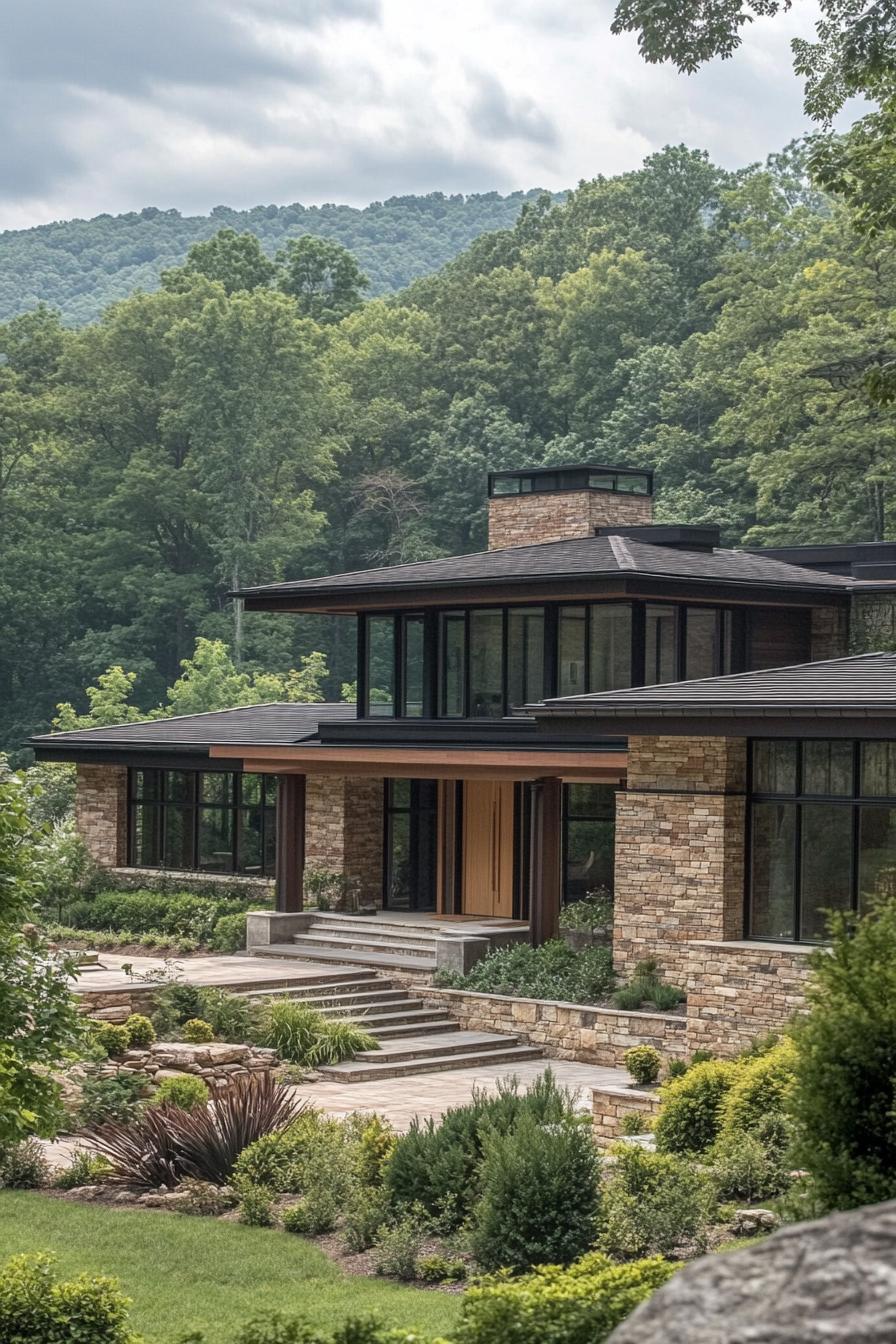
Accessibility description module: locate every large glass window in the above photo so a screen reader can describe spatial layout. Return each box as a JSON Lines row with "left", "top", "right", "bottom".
{"left": 128, "top": 769, "right": 276, "bottom": 875}
{"left": 507, "top": 608, "right": 545, "bottom": 709}
{"left": 469, "top": 609, "right": 504, "bottom": 718}
{"left": 401, "top": 615, "right": 425, "bottom": 717}
{"left": 563, "top": 784, "right": 616, "bottom": 905}
{"left": 644, "top": 605, "right": 678, "bottom": 685}
{"left": 384, "top": 779, "right": 437, "bottom": 910}
{"left": 366, "top": 616, "right": 396, "bottom": 716}
{"left": 438, "top": 612, "right": 466, "bottom": 717}
{"left": 748, "top": 739, "right": 896, "bottom": 943}
{"left": 590, "top": 605, "right": 632, "bottom": 692}
{"left": 558, "top": 607, "right": 587, "bottom": 697}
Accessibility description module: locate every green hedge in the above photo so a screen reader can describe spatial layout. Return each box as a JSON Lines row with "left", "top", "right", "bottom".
{"left": 434, "top": 940, "right": 615, "bottom": 1004}
{"left": 454, "top": 1251, "right": 678, "bottom": 1344}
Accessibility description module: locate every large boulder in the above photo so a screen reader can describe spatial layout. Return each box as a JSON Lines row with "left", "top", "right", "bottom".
{"left": 608, "top": 1199, "right": 896, "bottom": 1344}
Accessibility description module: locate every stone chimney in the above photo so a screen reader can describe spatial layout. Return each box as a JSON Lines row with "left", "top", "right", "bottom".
{"left": 487, "top": 464, "right": 654, "bottom": 550}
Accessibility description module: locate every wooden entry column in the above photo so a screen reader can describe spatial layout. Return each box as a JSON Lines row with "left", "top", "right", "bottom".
{"left": 529, "top": 776, "right": 562, "bottom": 946}
{"left": 275, "top": 773, "right": 306, "bottom": 912}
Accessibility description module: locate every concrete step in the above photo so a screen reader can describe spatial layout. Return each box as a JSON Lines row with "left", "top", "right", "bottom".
{"left": 309, "top": 916, "right": 453, "bottom": 942}
{"left": 258, "top": 942, "right": 436, "bottom": 972}
{"left": 355, "top": 1030, "right": 522, "bottom": 1063}
{"left": 232, "top": 976, "right": 388, "bottom": 1002}
{"left": 317, "top": 1043, "right": 543, "bottom": 1083}
{"left": 292, "top": 932, "right": 437, "bottom": 961}
{"left": 242, "top": 986, "right": 412, "bottom": 1012}
{"left": 368, "top": 1018, "right": 458, "bottom": 1040}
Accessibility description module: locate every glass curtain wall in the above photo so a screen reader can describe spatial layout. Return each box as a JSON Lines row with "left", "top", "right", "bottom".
{"left": 384, "top": 779, "right": 438, "bottom": 910}
{"left": 748, "top": 739, "right": 896, "bottom": 942}
{"left": 563, "top": 784, "right": 616, "bottom": 903}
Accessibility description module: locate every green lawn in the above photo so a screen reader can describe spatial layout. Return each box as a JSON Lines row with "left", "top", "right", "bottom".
{"left": 0, "top": 1192, "right": 461, "bottom": 1343}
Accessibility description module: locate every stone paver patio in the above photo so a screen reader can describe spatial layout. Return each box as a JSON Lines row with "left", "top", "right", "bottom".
{"left": 67, "top": 952, "right": 360, "bottom": 994}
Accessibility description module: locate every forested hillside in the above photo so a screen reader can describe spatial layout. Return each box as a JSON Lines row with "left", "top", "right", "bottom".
{"left": 4, "top": 142, "right": 896, "bottom": 758}
{"left": 0, "top": 191, "right": 546, "bottom": 326}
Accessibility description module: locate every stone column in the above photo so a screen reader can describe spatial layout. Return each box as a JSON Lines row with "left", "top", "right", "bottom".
{"left": 612, "top": 735, "right": 747, "bottom": 978}
{"left": 303, "top": 774, "right": 385, "bottom": 906}
{"left": 74, "top": 764, "right": 128, "bottom": 867}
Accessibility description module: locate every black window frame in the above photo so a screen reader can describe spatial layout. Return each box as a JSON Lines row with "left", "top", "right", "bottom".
{"left": 127, "top": 768, "right": 277, "bottom": 877}
{"left": 382, "top": 778, "right": 438, "bottom": 911}
{"left": 562, "top": 782, "right": 617, "bottom": 906}
{"left": 360, "top": 601, "right": 751, "bottom": 721}
{"left": 746, "top": 739, "right": 896, "bottom": 944}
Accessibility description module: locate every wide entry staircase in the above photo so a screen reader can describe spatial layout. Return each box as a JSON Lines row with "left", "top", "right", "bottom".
{"left": 232, "top": 964, "right": 541, "bottom": 1083}
{"left": 251, "top": 913, "right": 450, "bottom": 974}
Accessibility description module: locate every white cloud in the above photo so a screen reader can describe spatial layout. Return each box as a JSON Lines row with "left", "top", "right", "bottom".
{"left": 0, "top": 0, "right": 844, "bottom": 230}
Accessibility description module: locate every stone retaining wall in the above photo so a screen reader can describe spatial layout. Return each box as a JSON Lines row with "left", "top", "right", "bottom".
{"left": 419, "top": 986, "right": 687, "bottom": 1066}
{"left": 107, "top": 1040, "right": 277, "bottom": 1091}
{"left": 592, "top": 1083, "right": 662, "bottom": 1146}
{"left": 75, "top": 985, "right": 158, "bottom": 1023}
{"left": 683, "top": 940, "right": 815, "bottom": 1056}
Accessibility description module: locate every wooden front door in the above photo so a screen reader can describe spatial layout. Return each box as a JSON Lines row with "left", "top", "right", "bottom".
{"left": 461, "top": 780, "right": 515, "bottom": 917}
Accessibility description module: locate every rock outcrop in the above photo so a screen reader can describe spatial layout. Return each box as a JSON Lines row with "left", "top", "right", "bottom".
{"left": 608, "top": 1199, "right": 896, "bottom": 1344}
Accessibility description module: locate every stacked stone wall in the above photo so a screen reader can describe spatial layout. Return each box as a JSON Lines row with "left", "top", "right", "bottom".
{"left": 614, "top": 737, "right": 747, "bottom": 978}
{"left": 106, "top": 1040, "right": 277, "bottom": 1092}
{"left": 419, "top": 985, "right": 687, "bottom": 1065}
{"left": 304, "top": 774, "right": 384, "bottom": 905}
{"left": 683, "top": 941, "right": 815, "bottom": 1056}
{"left": 487, "top": 489, "right": 652, "bottom": 549}
{"left": 850, "top": 593, "right": 896, "bottom": 653}
{"left": 810, "top": 605, "right": 849, "bottom": 661}
{"left": 75, "top": 764, "right": 127, "bottom": 867}
{"left": 592, "top": 1084, "right": 662, "bottom": 1146}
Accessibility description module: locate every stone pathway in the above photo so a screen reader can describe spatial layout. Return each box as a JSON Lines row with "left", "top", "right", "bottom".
{"left": 292, "top": 1057, "right": 627, "bottom": 1131}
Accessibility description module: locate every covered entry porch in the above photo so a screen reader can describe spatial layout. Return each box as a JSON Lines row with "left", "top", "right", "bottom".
{"left": 210, "top": 739, "right": 626, "bottom": 945}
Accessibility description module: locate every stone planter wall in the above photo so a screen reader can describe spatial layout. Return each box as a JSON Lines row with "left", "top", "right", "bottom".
{"left": 419, "top": 986, "right": 687, "bottom": 1066}
{"left": 592, "top": 1083, "right": 662, "bottom": 1146}
{"left": 106, "top": 1040, "right": 278, "bottom": 1091}
{"left": 684, "top": 940, "right": 815, "bottom": 1056}
{"left": 75, "top": 986, "right": 158, "bottom": 1023}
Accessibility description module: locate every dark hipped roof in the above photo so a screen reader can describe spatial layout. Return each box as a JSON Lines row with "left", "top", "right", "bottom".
{"left": 234, "top": 534, "right": 854, "bottom": 605}
{"left": 29, "top": 703, "right": 355, "bottom": 760}
{"left": 530, "top": 653, "right": 896, "bottom": 731}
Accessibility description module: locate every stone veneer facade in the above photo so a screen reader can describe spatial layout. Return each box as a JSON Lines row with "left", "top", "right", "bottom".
{"left": 487, "top": 488, "right": 653, "bottom": 550}
{"left": 74, "top": 764, "right": 384, "bottom": 906}
{"left": 615, "top": 733, "right": 818, "bottom": 1057}
{"left": 304, "top": 773, "right": 384, "bottom": 905}
{"left": 810, "top": 605, "right": 850, "bottom": 661}
{"left": 614, "top": 735, "right": 747, "bottom": 978}
{"left": 75, "top": 764, "right": 128, "bottom": 867}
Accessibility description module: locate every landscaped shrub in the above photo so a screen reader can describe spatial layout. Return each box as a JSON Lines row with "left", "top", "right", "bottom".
{"left": 196, "top": 987, "right": 256, "bottom": 1043}
{"left": 124, "top": 1013, "right": 156, "bottom": 1048}
{"left": 599, "top": 1144, "right": 716, "bottom": 1258}
{"left": 76, "top": 1071, "right": 145, "bottom": 1126}
{"left": 350, "top": 1113, "right": 396, "bottom": 1187}
{"left": 176, "top": 1177, "right": 235, "bottom": 1217}
{"left": 151, "top": 982, "right": 203, "bottom": 1037}
{"left": 182, "top": 1018, "right": 215, "bottom": 1043}
{"left": 708, "top": 1129, "right": 788, "bottom": 1203}
{"left": 788, "top": 899, "right": 896, "bottom": 1210}
{"left": 150, "top": 1075, "right": 210, "bottom": 1111}
{"left": 454, "top": 1250, "right": 679, "bottom": 1344}
{"left": 341, "top": 1185, "right": 390, "bottom": 1252}
{"left": 372, "top": 1211, "right": 425, "bottom": 1280}
{"left": 719, "top": 1037, "right": 797, "bottom": 1137}
{"left": 470, "top": 1112, "right": 601, "bottom": 1273}
{"left": 434, "top": 939, "right": 615, "bottom": 1004}
{"left": 53, "top": 1149, "right": 113, "bottom": 1190}
{"left": 559, "top": 888, "right": 613, "bottom": 935}
{"left": 417, "top": 1254, "right": 466, "bottom": 1284}
{"left": 619, "top": 1113, "right": 648, "bottom": 1136}
{"left": 0, "top": 1252, "right": 138, "bottom": 1343}
{"left": 210, "top": 911, "right": 248, "bottom": 953}
{"left": 90, "top": 1021, "right": 131, "bottom": 1057}
{"left": 611, "top": 960, "right": 685, "bottom": 1013}
{"left": 86, "top": 1073, "right": 307, "bottom": 1187}
{"left": 0, "top": 1139, "right": 49, "bottom": 1189}
{"left": 256, "top": 1000, "right": 377, "bottom": 1066}
{"left": 623, "top": 1045, "right": 662, "bottom": 1086}
{"left": 238, "top": 1184, "right": 276, "bottom": 1227}
{"left": 653, "top": 1059, "right": 740, "bottom": 1155}
{"left": 385, "top": 1071, "right": 576, "bottom": 1229}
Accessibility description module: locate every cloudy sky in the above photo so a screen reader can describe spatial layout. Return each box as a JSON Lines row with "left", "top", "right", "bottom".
{"left": 0, "top": 0, "right": 835, "bottom": 231}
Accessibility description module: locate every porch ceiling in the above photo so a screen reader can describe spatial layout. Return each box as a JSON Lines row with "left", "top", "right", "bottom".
{"left": 207, "top": 742, "right": 627, "bottom": 782}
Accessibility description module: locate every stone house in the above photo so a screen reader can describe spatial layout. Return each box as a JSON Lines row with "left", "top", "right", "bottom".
{"left": 31, "top": 462, "right": 896, "bottom": 1053}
